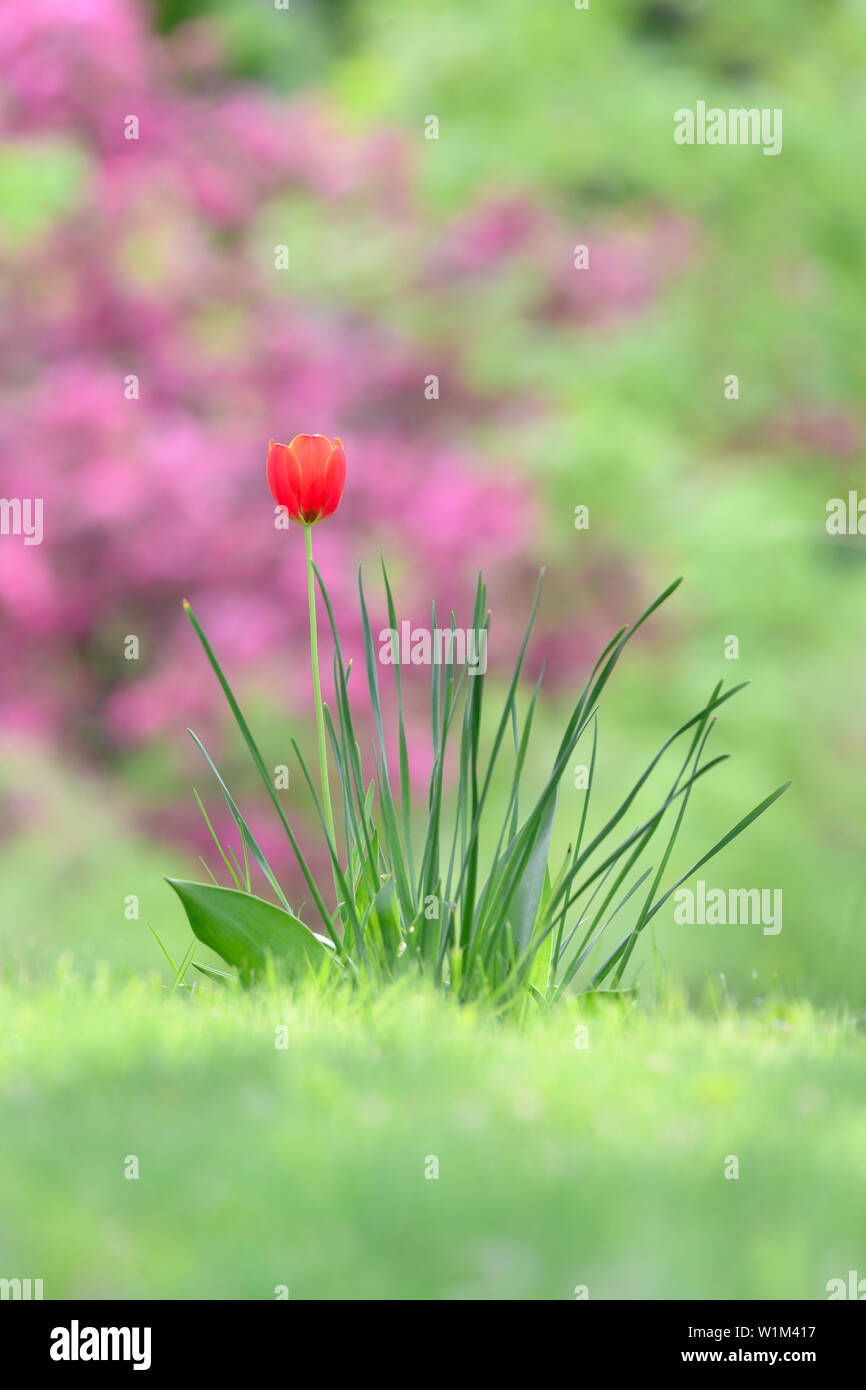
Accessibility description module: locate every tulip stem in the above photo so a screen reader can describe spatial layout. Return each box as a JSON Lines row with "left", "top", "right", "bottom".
{"left": 304, "top": 523, "right": 336, "bottom": 853}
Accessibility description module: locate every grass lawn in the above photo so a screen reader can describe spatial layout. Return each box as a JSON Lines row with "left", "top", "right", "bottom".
{"left": 1, "top": 977, "right": 863, "bottom": 1300}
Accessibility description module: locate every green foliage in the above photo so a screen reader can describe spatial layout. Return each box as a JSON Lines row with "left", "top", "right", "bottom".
{"left": 165, "top": 879, "right": 335, "bottom": 985}
{"left": 170, "top": 562, "right": 786, "bottom": 1004}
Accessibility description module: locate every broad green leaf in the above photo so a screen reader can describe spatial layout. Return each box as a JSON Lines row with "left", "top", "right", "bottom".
{"left": 166, "top": 879, "right": 334, "bottom": 986}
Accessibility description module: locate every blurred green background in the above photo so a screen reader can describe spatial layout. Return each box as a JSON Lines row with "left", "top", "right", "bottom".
{"left": 2, "top": 0, "right": 863, "bottom": 1005}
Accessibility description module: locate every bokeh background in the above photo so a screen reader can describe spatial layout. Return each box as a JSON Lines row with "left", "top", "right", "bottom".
{"left": 1, "top": 0, "right": 863, "bottom": 1005}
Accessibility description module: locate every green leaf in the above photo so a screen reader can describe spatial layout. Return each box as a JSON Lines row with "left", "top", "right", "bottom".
{"left": 183, "top": 602, "right": 340, "bottom": 947}
{"left": 172, "top": 938, "right": 197, "bottom": 992}
{"left": 642, "top": 781, "right": 792, "bottom": 928}
{"left": 188, "top": 729, "right": 292, "bottom": 913}
{"left": 166, "top": 879, "right": 334, "bottom": 986}
{"left": 511, "top": 788, "right": 557, "bottom": 957}
{"left": 357, "top": 566, "right": 416, "bottom": 923}
{"left": 589, "top": 780, "right": 791, "bottom": 989}
{"left": 366, "top": 877, "right": 403, "bottom": 958}
{"left": 527, "top": 862, "right": 555, "bottom": 994}
{"left": 191, "top": 961, "right": 238, "bottom": 985}
{"left": 381, "top": 554, "right": 415, "bottom": 883}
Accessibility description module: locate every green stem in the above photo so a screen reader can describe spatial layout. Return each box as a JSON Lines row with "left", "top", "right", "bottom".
{"left": 304, "top": 523, "right": 336, "bottom": 849}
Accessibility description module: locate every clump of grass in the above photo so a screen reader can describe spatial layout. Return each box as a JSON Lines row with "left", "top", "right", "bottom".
{"left": 167, "top": 562, "right": 787, "bottom": 1009}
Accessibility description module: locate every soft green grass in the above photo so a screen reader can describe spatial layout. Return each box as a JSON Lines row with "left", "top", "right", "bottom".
{"left": 1, "top": 977, "right": 862, "bottom": 1300}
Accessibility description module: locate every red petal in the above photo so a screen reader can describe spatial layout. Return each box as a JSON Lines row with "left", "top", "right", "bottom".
{"left": 320, "top": 440, "right": 346, "bottom": 519}
{"left": 290, "top": 434, "right": 333, "bottom": 520}
{"left": 266, "top": 440, "right": 301, "bottom": 518}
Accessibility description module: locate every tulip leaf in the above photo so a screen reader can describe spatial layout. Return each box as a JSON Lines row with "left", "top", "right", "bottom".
{"left": 365, "top": 877, "right": 403, "bottom": 957}
{"left": 191, "top": 961, "right": 238, "bottom": 985}
{"left": 166, "top": 879, "right": 334, "bottom": 986}
{"left": 511, "top": 788, "right": 558, "bottom": 957}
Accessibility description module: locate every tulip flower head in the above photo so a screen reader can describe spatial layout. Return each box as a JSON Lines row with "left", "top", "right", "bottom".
{"left": 267, "top": 434, "right": 346, "bottom": 525}
{"left": 266, "top": 432, "right": 345, "bottom": 848}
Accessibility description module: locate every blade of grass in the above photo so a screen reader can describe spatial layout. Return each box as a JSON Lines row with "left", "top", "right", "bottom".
{"left": 148, "top": 924, "right": 178, "bottom": 974}
{"left": 183, "top": 600, "right": 311, "bottom": 885}
{"left": 188, "top": 729, "right": 292, "bottom": 912}
{"left": 589, "top": 780, "right": 791, "bottom": 988}
{"left": 612, "top": 695, "right": 721, "bottom": 984}
{"left": 194, "top": 789, "right": 242, "bottom": 889}
{"left": 357, "top": 566, "right": 416, "bottom": 923}
{"left": 381, "top": 553, "right": 415, "bottom": 884}
{"left": 171, "top": 938, "right": 197, "bottom": 992}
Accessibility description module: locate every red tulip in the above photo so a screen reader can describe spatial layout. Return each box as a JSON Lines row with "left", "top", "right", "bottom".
{"left": 266, "top": 434, "right": 346, "bottom": 524}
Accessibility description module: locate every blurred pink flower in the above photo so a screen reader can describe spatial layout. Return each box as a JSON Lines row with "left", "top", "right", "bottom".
{"left": 0, "top": 0, "right": 680, "bottom": 874}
